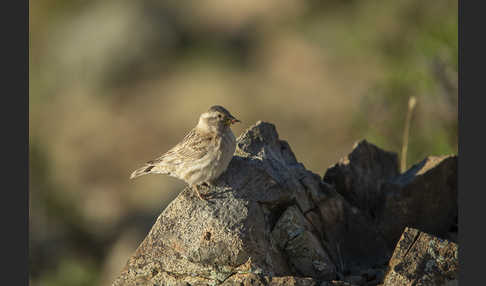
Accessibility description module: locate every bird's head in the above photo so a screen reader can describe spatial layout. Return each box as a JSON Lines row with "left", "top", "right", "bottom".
{"left": 197, "top": 105, "right": 240, "bottom": 133}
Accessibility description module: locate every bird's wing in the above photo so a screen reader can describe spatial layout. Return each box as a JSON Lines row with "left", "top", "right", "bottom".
{"left": 148, "top": 128, "right": 215, "bottom": 166}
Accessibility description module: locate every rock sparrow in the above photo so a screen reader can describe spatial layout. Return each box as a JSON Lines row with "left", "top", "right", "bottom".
{"left": 130, "top": 105, "right": 240, "bottom": 200}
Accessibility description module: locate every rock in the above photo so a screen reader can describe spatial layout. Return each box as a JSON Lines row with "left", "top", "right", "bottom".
{"left": 378, "top": 156, "right": 457, "bottom": 249}
{"left": 221, "top": 273, "right": 318, "bottom": 286}
{"left": 343, "top": 275, "right": 365, "bottom": 285}
{"left": 112, "top": 121, "right": 458, "bottom": 286}
{"left": 313, "top": 186, "right": 391, "bottom": 273}
{"left": 221, "top": 274, "right": 360, "bottom": 286}
{"left": 359, "top": 268, "right": 385, "bottom": 285}
{"left": 323, "top": 141, "right": 457, "bottom": 252}
{"left": 383, "top": 227, "right": 458, "bottom": 286}
{"left": 320, "top": 281, "right": 357, "bottom": 286}
{"left": 266, "top": 276, "right": 317, "bottom": 286}
{"left": 319, "top": 140, "right": 401, "bottom": 270}
{"left": 271, "top": 206, "right": 336, "bottom": 280}
{"left": 113, "top": 121, "right": 337, "bottom": 285}
{"left": 323, "top": 140, "right": 400, "bottom": 220}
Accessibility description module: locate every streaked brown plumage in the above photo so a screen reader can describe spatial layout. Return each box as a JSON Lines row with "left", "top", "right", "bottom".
{"left": 130, "top": 105, "right": 240, "bottom": 200}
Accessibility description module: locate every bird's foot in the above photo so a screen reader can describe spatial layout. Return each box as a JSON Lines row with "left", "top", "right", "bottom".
{"left": 192, "top": 185, "right": 208, "bottom": 201}
{"left": 201, "top": 181, "right": 213, "bottom": 189}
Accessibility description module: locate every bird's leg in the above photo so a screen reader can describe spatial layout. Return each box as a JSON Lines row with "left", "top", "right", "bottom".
{"left": 192, "top": 184, "right": 207, "bottom": 201}
{"left": 204, "top": 181, "right": 214, "bottom": 189}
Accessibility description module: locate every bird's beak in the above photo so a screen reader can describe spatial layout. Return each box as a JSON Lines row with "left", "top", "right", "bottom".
{"left": 227, "top": 116, "right": 240, "bottom": 125}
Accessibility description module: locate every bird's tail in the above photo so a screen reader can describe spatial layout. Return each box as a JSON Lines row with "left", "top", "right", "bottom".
{"left": 130, "top": 165, "right": 156, "bottom": 179}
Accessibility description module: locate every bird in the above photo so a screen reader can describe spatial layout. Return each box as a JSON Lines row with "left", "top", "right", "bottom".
{"left": 130, "top": 105, "right": 240, "bottom": 200}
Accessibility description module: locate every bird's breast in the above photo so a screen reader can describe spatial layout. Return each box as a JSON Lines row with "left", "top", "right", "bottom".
{"left": 181, "top": 130, "right": 236, "bottom": 185}
{"left": 210, "top": 131, "right": 236, "bottom": 177}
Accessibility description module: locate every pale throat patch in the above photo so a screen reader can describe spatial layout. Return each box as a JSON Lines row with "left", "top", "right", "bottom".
{"left": 198, "top": 112, "right": 223, "bottom": 130}
{"left": 200, "top": 111, "right": 219, "bottom": 119}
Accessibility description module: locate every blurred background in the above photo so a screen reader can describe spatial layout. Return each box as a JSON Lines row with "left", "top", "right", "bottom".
{"left": 29, "top": 0, "right": 457, "bottom": 285}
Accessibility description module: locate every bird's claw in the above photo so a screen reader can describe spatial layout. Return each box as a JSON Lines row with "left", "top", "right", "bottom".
{"left": 193, "top": 185, "right": 209, "bottom": 201}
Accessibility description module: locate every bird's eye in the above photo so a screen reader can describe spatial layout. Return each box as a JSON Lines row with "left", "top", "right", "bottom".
{"left": 217, "top": 114, "right": 222, "bottom": 119}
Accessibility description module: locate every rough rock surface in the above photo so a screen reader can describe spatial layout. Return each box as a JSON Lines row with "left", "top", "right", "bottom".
{"left": 221, "top": 273, "right": 360, "bottom": 286}
{"left": 113, "top": 121, "right": 339, "bottom": 285}
{"left": 323, "top": 141, "right": 457, "bottom": 250}
{"left": 378, "top": 155, "right": 458, "bottom": 249}
{"left": 323, "top": 140, "right": 400, "bottom": 220}
{"left": 113, "top": 121, "right": 458, "bottom": 286}
{"left": 221, "top": 273, "right": 317, "bottom": 286}
{"left": 383, "top": 227, "right": 458, "bottom": 286}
